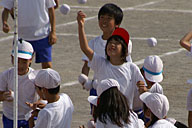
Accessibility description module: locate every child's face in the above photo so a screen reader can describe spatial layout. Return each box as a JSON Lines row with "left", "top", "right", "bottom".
{"left": 106, "top": 38, "right": 122, "bottom": 58}
{"left": 18, "top": 58, "right": 32, "bottom": 75}
{"left": 98, "top": 14, "right": 118, "bottom": 34}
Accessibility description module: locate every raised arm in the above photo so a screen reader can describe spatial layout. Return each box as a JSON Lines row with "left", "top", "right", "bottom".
{"left": 180, "top": 31, "right": 192, "bottom": 51}
{"left": 77, "top": 11, "right": 94, "bottom": 61}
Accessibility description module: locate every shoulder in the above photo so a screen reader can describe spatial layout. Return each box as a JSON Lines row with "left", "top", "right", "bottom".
{"left": 152, "top": 119, "right": 177, "bottom": 128}
{"left": 60, "top": 93, "right": 74, "bottom": 107}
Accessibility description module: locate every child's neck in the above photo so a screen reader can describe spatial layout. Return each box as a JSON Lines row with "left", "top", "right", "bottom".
{"left": 47, "top": 94, "right": 60, "bottom": 103}
{"left": 110, "top": 58, "right": 124, "bottom": 65}
{"left": 102, "top": 32, "right": 113, "bottom": 40}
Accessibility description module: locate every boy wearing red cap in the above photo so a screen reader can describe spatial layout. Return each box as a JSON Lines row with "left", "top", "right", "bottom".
{"left": 77, "top": 11, "right": 145, "bottom": 109}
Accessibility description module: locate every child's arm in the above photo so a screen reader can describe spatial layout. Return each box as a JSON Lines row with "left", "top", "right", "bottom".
{"left": 2, "top": 8, "right": 10, "bottom": 33}
{"left": 81, "top": 61, "right": 90, "bottom": 76}
{"left": 48, "top": 7, "right": 57, "bottom": 45}
{"left": 180, "top": 31, "right": 192, "bottom": 51}
{"left": 77, "top": 11, "right": 94, "bottom": 61}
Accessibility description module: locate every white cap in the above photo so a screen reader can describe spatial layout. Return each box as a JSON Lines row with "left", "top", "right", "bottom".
{"left": 97, "top": 79, "right": 120, "bottom": 97}
{"left": 140, "top": 92, "right": 169, "bottom": 119}
{"left": 35, "top": 68, "right": 61, "bottom": 89}
{"left": 12, "top": 39, "right": 33, "bottom": 59}
{"left": 87, "top": 96, "right": 98, "bottom": 106}
{"left": 143, "top": 55, "right": 163, "bottom": 82}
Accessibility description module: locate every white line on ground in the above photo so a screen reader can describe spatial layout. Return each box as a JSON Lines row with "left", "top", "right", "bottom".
{"left": 61, "top": 48, "right": 186, "bottom": 88}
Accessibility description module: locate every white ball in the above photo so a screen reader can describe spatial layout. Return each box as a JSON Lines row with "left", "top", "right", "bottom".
{"left": 78, "top": 74, "right": 88, "bottom": 84}
{"left": 78, "top": 0, "right": 87, "bottom": 4}
{"left": 147, "top": 37, "right": 157, "bottom": 47}
{"left": 60, "top": 4, "right": 70, "bottom": 15}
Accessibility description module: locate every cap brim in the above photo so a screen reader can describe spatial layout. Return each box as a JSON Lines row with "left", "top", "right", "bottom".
{"left": 88, "top": 96, "right": 98, "bottom": 106}
{"left": 18, "top": 53, "right": 32, "bottom": 59}
{"left": 145, "top": 71, "right": 163, "bottom": 83}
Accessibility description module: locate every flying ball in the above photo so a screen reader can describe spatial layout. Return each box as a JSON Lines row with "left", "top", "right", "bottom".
{"left": 60, "top": 4, "right": 70, "bottom": 15}
{"left": 147, "top": 37, "right": 157, "bottom": 47}
{"left": 78, "top": 0, "right": 87, "bottom": 4}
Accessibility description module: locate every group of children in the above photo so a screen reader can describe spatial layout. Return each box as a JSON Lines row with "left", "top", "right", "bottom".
{"left": 77, "top": 3, "right": 190, "bottom": 128}
{"left": 0, "top": 1, "right": 191, "bottom": 128}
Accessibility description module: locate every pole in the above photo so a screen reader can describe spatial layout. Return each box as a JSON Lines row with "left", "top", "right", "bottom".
{"left": 13, "top": 0, "right": 18, "bottom": 127}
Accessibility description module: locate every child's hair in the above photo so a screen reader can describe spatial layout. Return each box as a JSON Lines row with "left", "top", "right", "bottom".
{"left": 105, "top": 35, "right": 128, "bottom": 62}
{"left": 98, "top": 3, "right": 123, "bottom": 25}
{"left": 94, "top": 87, "right": 130, "bottom": 127}
{"left": 47, "top": 85, "right": 60, "bottom": 94}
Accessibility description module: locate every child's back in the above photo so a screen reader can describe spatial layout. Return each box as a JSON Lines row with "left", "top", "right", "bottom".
{"left": 35, "top": 93, "right": 74, "bottom": 128}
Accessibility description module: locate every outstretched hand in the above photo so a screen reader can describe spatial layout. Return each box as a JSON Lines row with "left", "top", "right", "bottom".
{"left": 77, "top": 11, "right": 86, "bottom": 27}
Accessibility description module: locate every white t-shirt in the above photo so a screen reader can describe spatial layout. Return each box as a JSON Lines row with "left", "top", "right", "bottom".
{"left": 148, "top": 119, "right": 176, "bottom": 128}
{"left": 34, "top": 93, "right": 74, "bottom": 128}
{"left": 82, "top": 35, "right": 133, "bottom": 64}
{"left": 82, "top": 35, "right": 107, "bottom": 62}
{"left": 0, "top": 67, "right": 38, "bottom": 120}
{"left": 187, "top": 88, "right": 192, "bottom": 111}
{"left": 0, "top": 0, "right": 55, "bottom": 40}
{"left": 96, "top": 111, "right": 144, "bottom": 128}
{"left": 90, "top": 54, "right": 145, "bottom": 109}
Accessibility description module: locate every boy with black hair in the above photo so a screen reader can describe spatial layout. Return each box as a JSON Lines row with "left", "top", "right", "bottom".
{"left": 29, "top": 68, "right": 74, "bottom": 128}
{"left": 79, "top": 3, "right": 133, "bottom": 107}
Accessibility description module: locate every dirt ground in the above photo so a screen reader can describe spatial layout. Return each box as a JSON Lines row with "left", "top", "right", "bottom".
{"left": 0, "top": 0, "right": 192, "bottom": 127}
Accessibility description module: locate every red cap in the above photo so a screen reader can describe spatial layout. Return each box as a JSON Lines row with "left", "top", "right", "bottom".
{"left": 112, "top": 28, "right": 129, "bottom": 45}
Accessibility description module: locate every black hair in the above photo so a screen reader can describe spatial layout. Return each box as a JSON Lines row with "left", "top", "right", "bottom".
{"left": 94, "top": 87, "right": 130, "bottom": 127}
{"left": 174, "top": 121, "right": 188, "bottom": 128}
{"left": 98, "top": 3, "right": 123, "bottom": 25}
{"left": 105, "top": 35, "right": 128, "bottom": 62}
{"left": 47, "top": 85, "right": 60, "bottom": 94}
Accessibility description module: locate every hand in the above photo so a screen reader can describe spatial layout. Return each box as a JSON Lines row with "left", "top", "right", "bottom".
{"left": 77, "top": 11, "right": 86, "bottom": 27}
{"left": 3, "top": 90, "right": 13, "bottom": 102}
{"left": 26, "top": 102, "right": 37, "bottom": 110}
{"left": 49, "top": 31, "right": 57, "bottom": 45}
{"left": 137, "top": 81, "right": 148, "bottom": 94}
{"left": 79, "top": 125, "right": 85, "bottom": 128}
{"left": 3, "top": 22, "right": 10, "bottom": 33}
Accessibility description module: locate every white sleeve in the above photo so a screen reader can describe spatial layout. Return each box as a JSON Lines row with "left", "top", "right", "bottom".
{"left": 96, "top": 119, "right": 105, "bottom": 128}
{"left": 34, "top": 109, "right": 51, "bottom": 128}
{"left": 89, "top": 53, "right": 104, "bottom": 73}
{"left": 187, "top": 88, "right": 192, "bottom": 111}
{"left": 46, "top": 0, "right": 56, "bottom": 8}
{"left": 0, "top": 0, "right": 13, "bottom": 10}
{"left": 0, "top": 70, "right": 9, "bottom": 92}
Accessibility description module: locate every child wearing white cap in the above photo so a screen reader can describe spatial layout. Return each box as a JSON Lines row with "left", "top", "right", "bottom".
{"left": 81, "top": 79, "right": 145, "bottom": 128}
{"left": 133, "top": 55, "right": 164, "bottom": 121}
{"left": 77, "top": 12, "right": 145, "bottom": 110}
{"left": 140, "top": 92, "right": 176, "bottom": 128}
{"left": 0, "top": 39, "right": 39, "bottom": 128}
{"left": 29, "top": 68, "right": 74, "bottom": 128}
